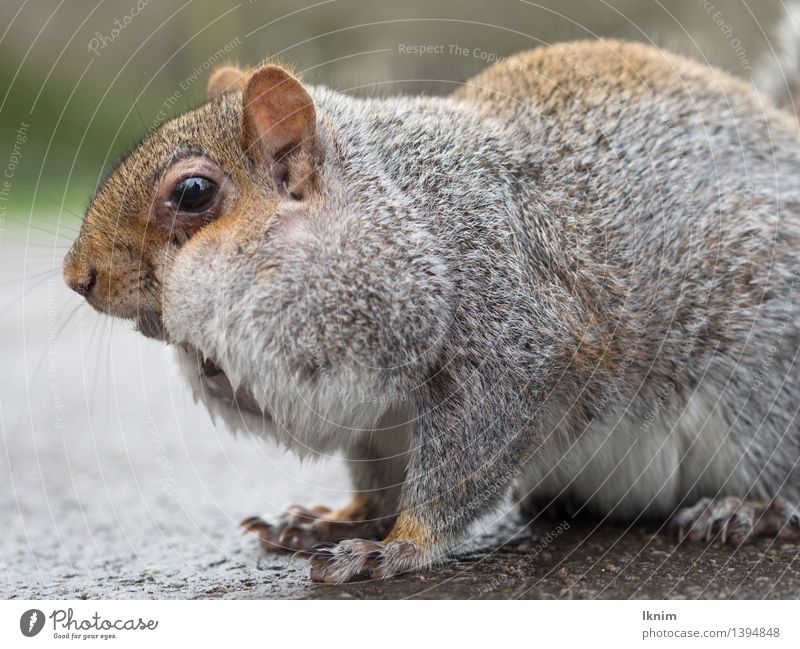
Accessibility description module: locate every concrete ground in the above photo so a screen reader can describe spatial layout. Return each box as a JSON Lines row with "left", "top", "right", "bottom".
{"left": 2, "top": 224, "right": 800, "bottom": 599}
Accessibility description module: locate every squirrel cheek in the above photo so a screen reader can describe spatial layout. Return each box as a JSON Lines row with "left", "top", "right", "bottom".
{"left": 273, "top": 210, "right": 315, "bottom": 247}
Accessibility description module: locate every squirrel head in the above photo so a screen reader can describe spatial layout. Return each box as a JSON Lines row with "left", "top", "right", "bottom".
{"left": 63, "top": 62, "right": 318, "bottom": 339}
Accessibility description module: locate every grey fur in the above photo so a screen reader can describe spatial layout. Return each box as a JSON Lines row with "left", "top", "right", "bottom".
{"left": 162, "top": 39, "right": 800, "bottom": 579}
{"left": 66, "top": 35, "right": 800, "bottom": 581}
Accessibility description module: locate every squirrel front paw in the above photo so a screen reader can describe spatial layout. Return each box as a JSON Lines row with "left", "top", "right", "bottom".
{"left": 241, "top": 498, "right": 393, "bottom": 553}
{"left": 305, "top": 538, "right": 424, "bottom": 583}
{"left": 304, "top": 513, "right": 434, "bottom": 582}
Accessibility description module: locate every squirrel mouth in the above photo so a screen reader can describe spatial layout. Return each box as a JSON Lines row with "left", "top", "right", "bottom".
{"left": 134, "top": 311, "right": 166, "bottom": 341}
{"left": 139, "top": 316, "right": 262, "bottom": 416}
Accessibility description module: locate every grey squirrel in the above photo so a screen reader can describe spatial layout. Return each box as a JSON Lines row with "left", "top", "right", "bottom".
{"left": 64, "top": 35, "right": 800, "bottom": 582}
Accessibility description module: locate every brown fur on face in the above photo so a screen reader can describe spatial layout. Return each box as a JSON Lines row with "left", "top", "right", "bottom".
{"left": 63, "top": 63, "right": 313, "bottom": 338}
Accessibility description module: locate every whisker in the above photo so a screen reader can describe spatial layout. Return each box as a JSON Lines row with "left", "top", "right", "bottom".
{"left": 1, "top": 253, "right": 70, "bottom": 261}
{"left": 39, "top": 197, "right": 85, "bottom": 222}
{"left": 0, "top": 266, "right": 61, "bottom": 288}
{"left": 82, "top": 313, "right": 105, "bottom": 409}
{"left": 1, "top": 238, "right": 71, "bottom": 249}
{"left": 23, "top": 299, "right": 86, "bottom": 393}
{"left": 61, "top": 206, "right": 84, "bottom": 221}
{"left": 4, "top": 219, "right": 77, "bottom": 239}
{"left": 0, "top": 271, "right": 65, "bottom": 317}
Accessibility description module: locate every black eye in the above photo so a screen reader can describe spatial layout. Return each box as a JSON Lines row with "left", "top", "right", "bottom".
{"left": 171, "top": 176, "right": 217, "bottom": 212}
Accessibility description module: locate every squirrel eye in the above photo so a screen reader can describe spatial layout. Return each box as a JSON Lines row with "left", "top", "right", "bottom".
{"left": 170, "top": 176, "right": 218, "bottom": 213}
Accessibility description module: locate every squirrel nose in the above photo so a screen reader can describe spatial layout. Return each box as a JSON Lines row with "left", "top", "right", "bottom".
{"left": 65, "top": 266, "right": 97, "bottom": 298}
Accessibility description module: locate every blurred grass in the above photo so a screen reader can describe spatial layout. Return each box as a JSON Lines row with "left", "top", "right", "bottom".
{"left": 0, "top": 0, "right": 786, "bottom": 218}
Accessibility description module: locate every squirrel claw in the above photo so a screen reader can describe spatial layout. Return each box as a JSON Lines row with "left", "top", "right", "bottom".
{"left": 671, "top": 496, "right": 800, "bottom": 546}
{"left": 304, "top": 539, "right": 422, "bottom": 583}
{"left": 671, "top": 497, "right": 754, "bottom": 546}
{"left": 240, "top": 508, "right": 322, "bottom": 552}
{"left": 241, "top": 503, "right": 390, "bottom": 554}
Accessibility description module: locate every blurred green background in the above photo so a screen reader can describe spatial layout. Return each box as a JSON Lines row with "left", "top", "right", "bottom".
{"left": 0, "top": 0, "right": 789, "bottom": 219}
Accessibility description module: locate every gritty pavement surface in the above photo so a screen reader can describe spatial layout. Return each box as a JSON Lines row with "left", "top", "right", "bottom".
{"left": 2, "top": 224, "right": 800, "bottom": 599}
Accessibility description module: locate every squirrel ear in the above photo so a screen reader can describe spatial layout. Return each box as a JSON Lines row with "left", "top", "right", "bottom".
{"left": 207, "top": 65, "right": 245, "bottom": 100}
{"left": 241, "top": 65, "right": 316, "bottom": 166}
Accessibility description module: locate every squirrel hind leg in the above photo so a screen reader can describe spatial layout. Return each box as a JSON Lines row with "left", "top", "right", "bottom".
{"left": 670, "top": 496, "right": 800, "bottom": 546}
{"left": 241, "top": 497, "right": 395, "bottom": 554}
